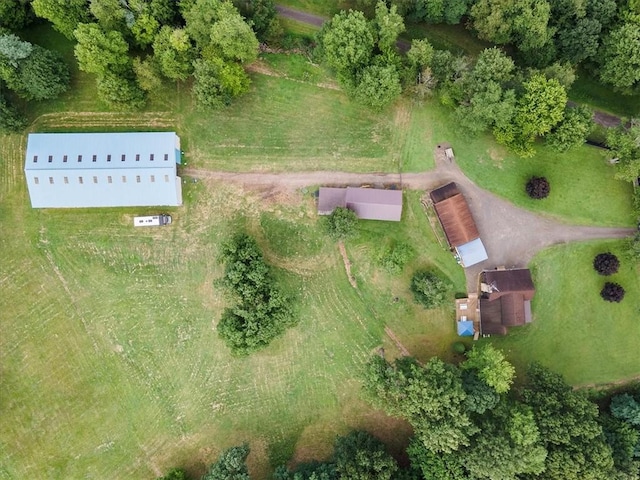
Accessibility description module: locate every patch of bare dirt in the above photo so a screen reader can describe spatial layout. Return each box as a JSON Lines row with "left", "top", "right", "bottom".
{"left": 338, "top": 242, "right": 357, "bottom": 288}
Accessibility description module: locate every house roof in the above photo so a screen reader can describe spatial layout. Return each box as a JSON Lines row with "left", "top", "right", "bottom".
{"left": 24, "top": 132, "right": 182, "bottom": 208}
{"left": 317, "top": 187, "right": 402, "bottom": 221}
{"left": 456, "top": 238, "right": 488, "bottom": 267}
{"left": 433, "top": 193, "right": 480, "bottom": 247}
{"left": 430, "top": 181, "right": 460, "bottom": 204}
{"left": 480, "top": 269, "right": 536, "bottom": 335}
{"left": 482, "top": 269, "right": 535, "bottom": 301}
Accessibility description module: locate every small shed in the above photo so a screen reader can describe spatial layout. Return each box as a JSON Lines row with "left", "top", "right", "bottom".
{"left": 445, "top": 148, "right": 454, "bottom": 160}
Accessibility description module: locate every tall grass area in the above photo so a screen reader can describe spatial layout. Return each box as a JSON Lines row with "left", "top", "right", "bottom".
{"left": 569, "top": 70, "right": 640, "bottom": 118}
{"left": 490, "top": 240, "right": 640, "bottom": 386}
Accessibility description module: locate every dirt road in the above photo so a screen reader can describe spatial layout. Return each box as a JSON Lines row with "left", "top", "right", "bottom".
{"left": 183, "top": 154, "right": 634, "bottom": 292}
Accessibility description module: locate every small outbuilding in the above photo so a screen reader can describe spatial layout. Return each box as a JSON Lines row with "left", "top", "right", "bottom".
{"left": 317, "top": 187, "right": 402, "bottom": 221}
{"left": 429, "top": 182, "right": 488, "bottom": 267}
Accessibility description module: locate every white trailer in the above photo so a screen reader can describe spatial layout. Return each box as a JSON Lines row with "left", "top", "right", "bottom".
{"left": 133, "top": 214, "right": 172, "bottom": 227}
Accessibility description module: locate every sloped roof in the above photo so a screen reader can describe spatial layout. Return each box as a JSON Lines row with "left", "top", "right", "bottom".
{"left": 24, "top": 132, "right": 182, "bottom": 208}
{"left": 482, "top": 269, "right": 535, "bottom": 301}
{"left": 317, "top": 187, "right": 346, "bottom": 214}
{"left": 433, "top": 193, "right": 480, "bottom": 247}
{"left": 457, "top": 320, "right": 474, "bottom": 336}
{"left": 317, "top": 187, "right": 402, "bottom": 221}
{"left": 480, "top": 269, "right": 536, "bottom": 334}
{"left": 430, "top": 182, "right": 460, "bottom": 204}
{"left": 456, "top": 238, "right": 488, "bottom": 267}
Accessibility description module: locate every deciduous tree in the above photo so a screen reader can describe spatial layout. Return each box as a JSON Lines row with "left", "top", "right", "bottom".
{"left": 606, "top": 120, "right": 640, "bottom": 183}
{"left": 364, "top": 356, "right": 475, "bottom": 453}
{"left": 374, "top": 1, "right": 404, "bottom": 54}
{"left": 333, "top": 431, "right": 399, "bottom": 480}
{"left": 547, "top": 105, "right": 593, "bottom": 151}
{"left": 599, "top": 23, "right": 640, "bottom": 93}
{"left": 0, "top": 0, "right": 34, "bottom": 30}
{"left": 353, "top": 63, "right": 401, "bottom": 110}
{"left": 202, "top": 444, "right": 250, "bottom": 480}
{"left": 462, "top": 344, "right": 515, "bottom": 394}
{"left": 192, "top": 57, "right": 250, "bottom": 108}
{"left": 410, "top": 270, "right": 451, "bottom": 309}
{"left": 31, "top": 0, "right": 90, "bottom": 39}
{"left": 74, "top": 23, "right": 131, "bottom": 76}
{"left": 521, "top": 363, "right": 615, "bottom": 479}
{"left": 0, "top": 91, "right": 26, "bottom": 132}
{"left": 326, "top": 207, "right": 358, "bottom": 239}
{"left": 317, "top": 10, "right": 374, "bottom": 79}
{"left": 209, "top": 12, "right": 259, "bottom": 63}
{"left": 153, "top": 26, "right": 195, "bottom": 81}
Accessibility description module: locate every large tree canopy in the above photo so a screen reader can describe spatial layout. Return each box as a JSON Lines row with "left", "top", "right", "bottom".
{"left": 319, "top": 10, "right": 375, "bottom": 78}
{"left": 74, "top": 23, "right": 131, "bottom": 76}
{"left": 364, "top": 356, "right": 475, "bottom": 453}
{"left": 31, "top": 0, "right": 90, "bottom": 39}
{"left": 599, "top": 23, "right": 640, "bottom": 93}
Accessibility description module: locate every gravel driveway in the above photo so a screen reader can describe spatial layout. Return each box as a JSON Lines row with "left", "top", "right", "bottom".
{"left": 183, "top": 151, "right": 634, "bottom": 292}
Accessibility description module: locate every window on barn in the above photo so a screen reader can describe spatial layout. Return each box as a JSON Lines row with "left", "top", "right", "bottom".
{"left": 78, "top": 155, "right": 82, "bottom": 162}
{"left": 34, "top": 177, "right": 39, "bottom": 185}
{"left": 49, "top": 177, "right": 54, "bottom": 184}
{"left": 78, "top": 176, "right": 83, "bottom": 184}
{"left": 164, "top": 153, "right": 169, "bottom": 161}
{"left": 121, "top": 154, "right": 126, "bottom": 161}
{"left": 33, "top": 155, "right": 38, "bottom": 163}
{"left": 164, "top": 174, "right": 169, "bottom": 182}
{"left": 150, "top": 175, "right": 155, "bottom": 183}
{"left": 48, "top": 155, "right": 53, "bottom": 163}
{"left": 107, "top": 155, "right": 111, "bottom": 162}
{"left": 122, "top": 176, "right": 126, "bottom": 183}
{"left": 93, "top": 176, "right": 98, "bottom": 184}
{"left": 136, "top": 175, "right": 140, "bottom": 183}
{"left": 64, "top": 176, "right": 69, "bottom": 184}
{"left": 92, "top": 155, "right": 97, "bottom": 162}
{"left": 63, "top": 155, "right": 68, "bottom": 162}
{"left": 135, "top": 154, "right": 140, "bottom": 161}
{"left": 150, "top": 153, "right": 154, "bottom": 161}
{"left": 107, "top": 176, "right": 112, "bottom": 184}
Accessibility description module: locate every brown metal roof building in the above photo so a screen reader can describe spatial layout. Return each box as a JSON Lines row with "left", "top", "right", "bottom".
{"left": 430, "top": 182, "right": 488, "bottom": 267}
{"left": 317, "top": 187, "right": 402, "bottom": 221}
{"left": 479, "top": 269, "right": 535, "bottom": 335}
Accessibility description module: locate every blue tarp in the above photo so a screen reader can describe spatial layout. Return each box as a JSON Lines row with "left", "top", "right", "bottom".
{"left": 456, "top": 238, "right": 488, "bottom": 267}
{"left": 457, "top": 320, "right": 474, "bottom": 336}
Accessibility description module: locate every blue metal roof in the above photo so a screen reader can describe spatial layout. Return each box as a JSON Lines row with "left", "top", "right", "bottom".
{"left": 457, "top": 320, "right": 474, "bottom": 336}
{"left": 25, "top": 132, "right": 181, "bottom": 170}
{"left": 24, "top": 132, "right": 182, "bottom": 208}
{"left": 456, "top": 238, "right": 488, "bottom": 268}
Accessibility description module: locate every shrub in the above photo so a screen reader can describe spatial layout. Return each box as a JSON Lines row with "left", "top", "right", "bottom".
{"left": 452, "top": 342, "right": 467, "bottom": 354}
{"left": 326, "top": 207, "right": 358, "bottom": 239}
{"left": 526, "top": 176, "right": 550, "bottom": 199}
{"left": 377, "top": 241, "right": 414, "bottom": 274}
{"left": 625, "top": 231, "right": 640, "bottom": 263}
{"left": 410, "top": 270, "right": 451, "bottom": 309}
{"left": 593, "top": 252, "right": 620, "bottom": 275}
{"left": 601, "top": 282, "right": 625, "bottom": 303}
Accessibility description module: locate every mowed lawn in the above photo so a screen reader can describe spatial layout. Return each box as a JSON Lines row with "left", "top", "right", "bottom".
{"left": 490, "top": 240, "right": 640, "bottom": 386}
{"left": 2, "top": 32, "right": 638, "bottom": 480}
{"left": 0, "top": 133, "right": 462, "bottom": 479}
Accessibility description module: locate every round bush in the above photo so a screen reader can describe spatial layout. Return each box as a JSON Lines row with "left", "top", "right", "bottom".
{"left": 452, "top": 342, "right": 467, "bottom": 354}
{"left": 410, "top": 270, "right": 451, "bottom": 309}
{"left": 326, "top": 207, "right": 358, "bottom": 239}
{"left": 601, "top": 282, "right": 625, "bottom": 303}
{"left": 593, "top": 252, "right": 620, "bottom": 276}
{"left": 526, "top": 176, "right": 550, "bottom": 199}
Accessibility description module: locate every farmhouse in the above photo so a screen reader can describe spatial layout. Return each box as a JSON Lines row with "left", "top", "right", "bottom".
{"left": 24, "top": 132, "right": 182, "bottom": 208}
{"left": 318, "top": 187, "right": 402, "bottom": 221}
{"left": 429, "top": 182, "right": 488, "bottom": 267}
{"left": 479, "top": 268, "right": 536, "bottom": 335}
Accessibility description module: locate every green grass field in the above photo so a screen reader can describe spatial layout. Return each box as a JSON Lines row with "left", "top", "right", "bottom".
{"left": 489, "top": 240, "right": 640, "bottom": 386}
{"left": 1, "top": 26, "right": 638, "bottom": 480}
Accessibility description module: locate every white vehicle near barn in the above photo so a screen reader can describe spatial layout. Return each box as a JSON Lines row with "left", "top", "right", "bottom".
{"left": 133, "top": 214, "right": 172, "bottom": 227}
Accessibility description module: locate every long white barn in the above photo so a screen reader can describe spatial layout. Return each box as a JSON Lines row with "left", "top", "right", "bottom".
{"left": 24, "top": 132, "right": 183, "bottom": 208}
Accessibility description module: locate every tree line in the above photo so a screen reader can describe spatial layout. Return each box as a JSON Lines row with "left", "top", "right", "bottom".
{"left": 158, "top": 346, "right": 640, "bottom": 479}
